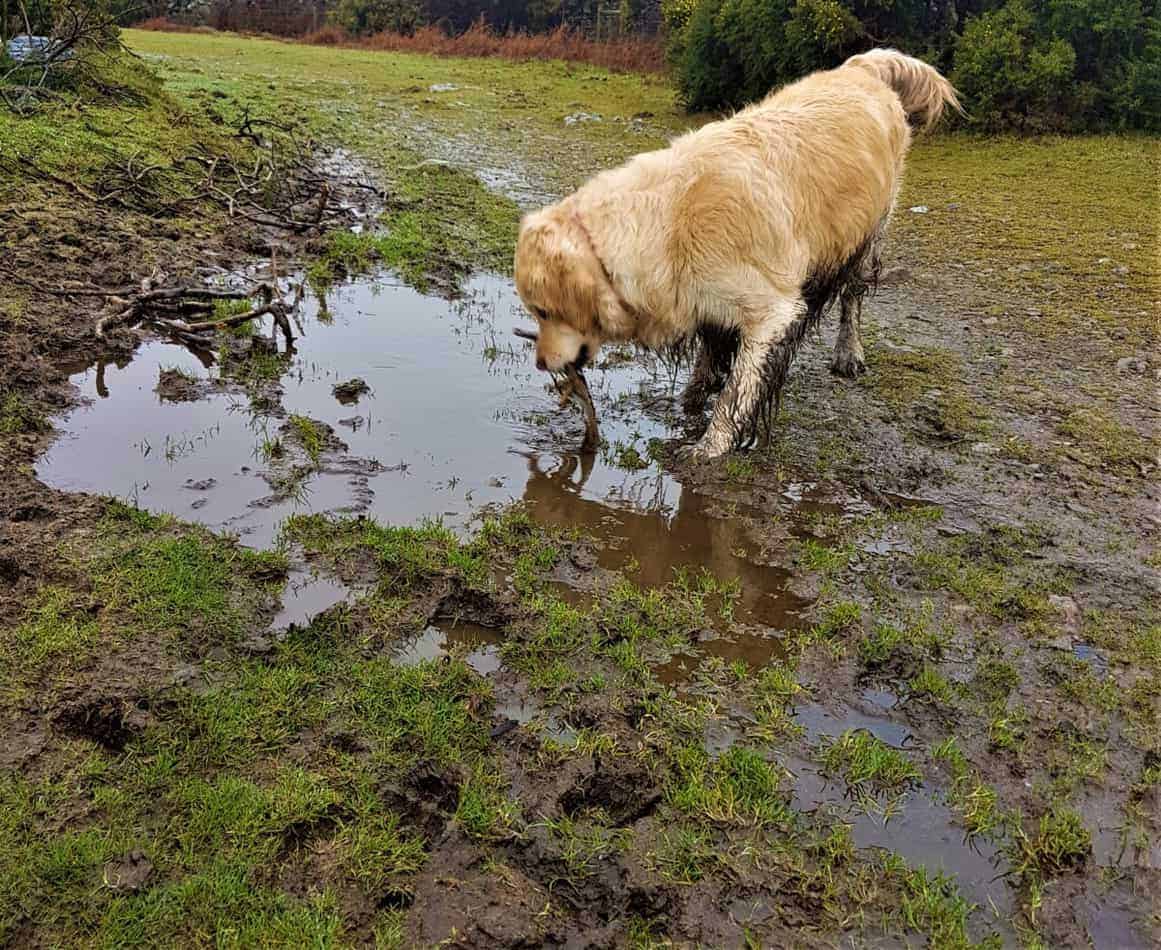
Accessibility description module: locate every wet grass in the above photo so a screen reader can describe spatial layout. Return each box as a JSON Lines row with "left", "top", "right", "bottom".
{"left": 286, "top": 414, "right": 327, "bottom": 464}
{"left": 819, "top": 730, "right": 922, "bottom": 800}
{"left": 1057, "top": 406, "right": 1158, "bottom": 476}
{"left": 0, "top": 392, "right": 50, "bottom": 436}
{"left": 864, "top": 346, "right": 992, "bottom": 442}
{"left": 894, "top": 134, "right": 1158, "bottom": 347}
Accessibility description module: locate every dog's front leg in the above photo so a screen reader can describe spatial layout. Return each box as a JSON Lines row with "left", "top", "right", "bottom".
{"left": 688, "top": 296, "right": 805, "bottom": 459}
{"left": 682, "top": 326, "right": 739, "bottom": 415}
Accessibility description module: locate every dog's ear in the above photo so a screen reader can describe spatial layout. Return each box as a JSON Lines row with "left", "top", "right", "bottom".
{"left": 515, "top": 212, "right": 600, "bottom": 335}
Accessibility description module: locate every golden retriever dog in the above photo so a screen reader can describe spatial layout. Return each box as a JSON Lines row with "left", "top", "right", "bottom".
{"left": 514, "top": 49, "right": 959, "bottom": 459}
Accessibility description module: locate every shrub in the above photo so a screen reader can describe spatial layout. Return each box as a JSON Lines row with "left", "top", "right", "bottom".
{"left": 670, "top": 0, "right": 1158, "bottom": 130}
{"left": 331, "top": 0, "right": 424, "bottom": 36}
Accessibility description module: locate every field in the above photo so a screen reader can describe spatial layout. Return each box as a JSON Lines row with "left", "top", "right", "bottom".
{"left": 0, "top": 28, "right": 1158, "bottom": 948}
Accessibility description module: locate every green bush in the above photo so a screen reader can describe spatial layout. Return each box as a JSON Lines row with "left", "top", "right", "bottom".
{"left": 669, "top": 0, "right": 1159, "bottom": 131}
{"left": 330, "top": 0, "right": 425, "bottom": 35}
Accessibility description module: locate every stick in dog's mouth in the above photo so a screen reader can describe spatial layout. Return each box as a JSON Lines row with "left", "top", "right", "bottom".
{"left": 513, "top": 327, "right": 599, "bottom": 454}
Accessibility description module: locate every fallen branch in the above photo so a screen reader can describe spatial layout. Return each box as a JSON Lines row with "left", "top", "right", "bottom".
{"left": 93, "top": 283, "right": 272, "bottom": 338}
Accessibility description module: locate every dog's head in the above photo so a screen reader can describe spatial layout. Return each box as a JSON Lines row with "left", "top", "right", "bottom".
{"left": 514, "top": 206, "right": 628, "bottom": 373}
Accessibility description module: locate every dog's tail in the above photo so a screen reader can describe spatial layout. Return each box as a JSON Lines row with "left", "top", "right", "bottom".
{"left": 843, "top": 48, "right": 962, "bottom": 131}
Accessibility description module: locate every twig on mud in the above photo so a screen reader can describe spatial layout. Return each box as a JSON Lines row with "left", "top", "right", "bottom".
{"left": 92, "top": 282, "right": 282, "bottom": 339}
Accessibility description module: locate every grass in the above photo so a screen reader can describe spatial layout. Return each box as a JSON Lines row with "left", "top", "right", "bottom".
{"left": 884, "top": 854, "right": 1001, "bottom": 950}
{"left": 605, "top": 439, "right": 651, "bottom": 471}
{"left": 1010, "top": 807, "right": 1092, "bottom": 880}
{"left": 932, "top": 738, "right": 1008, "bottom": 841}
{"left": 1, "top": 503, "right": 287, "bottom": 710}
{"left": 651, "top": 825, "right": 717, "bottom": 883}
{"left": 121, "top": 28, "right": 684, "bottom": 292}
{"left": 910, "top": 524, "right": 1061, "bottom": 630}
{"left": 281, "top": 511, "right": 489, "bottom": 593}
{"left": 1057, "top": 407, "right": 1158, "bottom": 476}
{"left": 894, "top": 134, "right": 1158, "bottom": 348}
{"left": 797, "top": 539, "right": 853, "bottom": 574}
{"left": 0, "top": 392, "right": 50, "bottom": 435}
{"left": 819, "top": 730, "right": 922, "bottom": 800}
{"left": 858, "top": 603, "right": 946, "bottom": 678}
{"left": 864, "top": 346, "right": 992, "bottom": 441}
{"left": 90, "top": 511, "right": 286, "bottom": 645}
{"left": 286, "top": 415, "right": 327, "bottom": 464}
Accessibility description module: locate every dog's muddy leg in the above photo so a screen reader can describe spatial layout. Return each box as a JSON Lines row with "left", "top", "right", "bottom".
{"left": 831, "top": 225, "right": 883, "bottom": 377}
{"left": 681, "top": 344, "right": 717, "bottom": 415}
{"left": 690, "top": 295, "right": 805, "bottom": 459}
{"left": 681, "top": 326, "right": 738, "bottom": 414}
{"left": 830, "top": 287, "right": 867, "bottom": 377}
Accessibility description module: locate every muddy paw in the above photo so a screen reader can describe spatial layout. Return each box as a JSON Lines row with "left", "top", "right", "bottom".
{"left": 679, "top": 436, "right": 730, "bottom": 462}
{"left": 830, "top": 351, "right": 867, "bottom": 378}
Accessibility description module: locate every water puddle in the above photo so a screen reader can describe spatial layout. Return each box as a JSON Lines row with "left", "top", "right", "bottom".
{"left": 273, "top": 570, "right": 359, "bottom": 630}
{"left": 40, "top": 272, "right": 819, "bottom": 637}
{"left": 787, "top": 751, "right": 1012, "bottom": 928}
{"left": 391, "top": 619, "right": 504, "bottom": 668}
{"left": 41, "top": 276, "right": 693, "bottom": 548}
{"left": 653, "top": 628, "right": 788, "bottom": 686}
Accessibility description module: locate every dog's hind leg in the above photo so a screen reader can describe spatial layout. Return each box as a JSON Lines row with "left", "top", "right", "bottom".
{"left": 690, "top": 293, "right": 806, "bottom": 459}
{"left": 831, "top": 227, "right": 884, "bottom": 378}
{"left": 830, "top": 288, "right": 867, "bottom": 378}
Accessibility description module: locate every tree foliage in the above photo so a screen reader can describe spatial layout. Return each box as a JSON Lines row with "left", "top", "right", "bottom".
{"left": 667, "top": 0, "right": 1158, "bottom": 129}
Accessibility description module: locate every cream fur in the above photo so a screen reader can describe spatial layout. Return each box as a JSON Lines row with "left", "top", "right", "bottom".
{"left": 515, "top": 49, "right": 959, "bottom": 458}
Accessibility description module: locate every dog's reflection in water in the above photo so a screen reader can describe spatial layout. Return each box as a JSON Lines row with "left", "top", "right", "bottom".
{"left": 520, "top": 453, "right": 804, "bottom": 629}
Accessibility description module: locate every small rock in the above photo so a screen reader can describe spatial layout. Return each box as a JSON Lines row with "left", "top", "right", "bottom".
{"left": 1048, "top": 593, "right": 1081, "bottom": 634}
{"left": 240, "top": 636, "right": 272, "bottom": 655}
{"left": 1116, "top": 357, "right": 1147, "bottom": 375}
{"left": 909, "top": 205, "right": 929, "bottom": 214}
{"left": 172, "top": 664, "right": 201, "bottom": 687}
{"left": 190, "top": 498, "right": 207, "bottom": 510}
{"left": 429, "top": 82, "right": 459, "bottom": 92}
{"left": 878, "top": 264, "right": 912, "bottom": 285}
{"left": 564, "top": 111, "right": 602, "bottom": 125}
{"left": 184, "top": 478, "right": 217, "bottom": 491}
{"left": 970, "top": 442, "right": 999, "bottom": 455}
{"left": 332, "top": 377, "right": 371, "bottom": 404}
{"left": 103, "top": 851, "right": 153, "bottom": 893}
{"left": 487, "top": 477, "right": 504, "bottom": 488}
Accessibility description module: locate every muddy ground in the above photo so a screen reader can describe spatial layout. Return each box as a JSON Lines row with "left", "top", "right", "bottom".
{"left": 1, "top": 30, "right": 1158, "bottom": 950}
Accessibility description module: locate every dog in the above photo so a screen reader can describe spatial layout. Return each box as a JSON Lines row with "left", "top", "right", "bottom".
{"left": 514, "top": 49, "right": 960, "bottom": 459}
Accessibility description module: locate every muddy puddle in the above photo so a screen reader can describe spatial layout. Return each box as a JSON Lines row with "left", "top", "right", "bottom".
{"left": 40, "top": 272, "right": 817, "bottom": 626}
{"left": 41, "top": 276, "right": 694, "bottom": 546}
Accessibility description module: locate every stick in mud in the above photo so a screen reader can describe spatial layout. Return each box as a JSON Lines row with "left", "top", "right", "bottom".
{"left": 513, "top": 327, "right": 599, "bottom": 454}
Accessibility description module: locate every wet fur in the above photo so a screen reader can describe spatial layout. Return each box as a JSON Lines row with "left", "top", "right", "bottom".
{"left": 514, "top": 49, "right": 959, "bottom": 458}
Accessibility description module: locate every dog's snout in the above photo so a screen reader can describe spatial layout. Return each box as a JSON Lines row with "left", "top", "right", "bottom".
{"left": 535, "top": 356, "right": 547, "bottom": 371}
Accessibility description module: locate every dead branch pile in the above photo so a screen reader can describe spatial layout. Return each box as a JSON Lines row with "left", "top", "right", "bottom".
{"left": 89, "top": 274, "right": 299, "bottom": 346}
